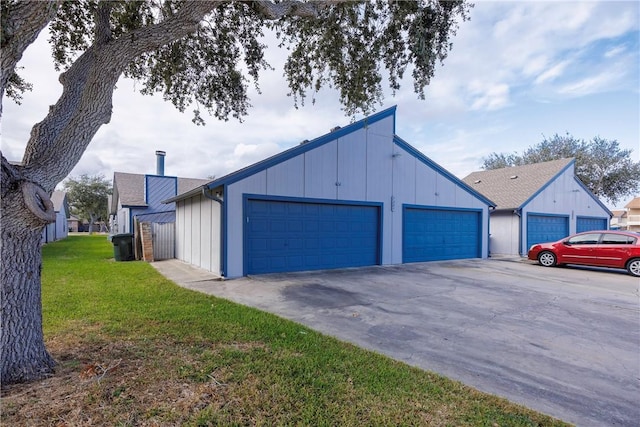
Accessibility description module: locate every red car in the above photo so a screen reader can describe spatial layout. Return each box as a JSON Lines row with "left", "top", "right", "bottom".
{"left": 528, "top": 230, "right": 640, "bottom": 277}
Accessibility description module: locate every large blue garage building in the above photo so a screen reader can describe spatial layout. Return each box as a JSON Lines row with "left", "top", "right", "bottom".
{"left": 167, "top": 107, "right": 495, "bottom": 278}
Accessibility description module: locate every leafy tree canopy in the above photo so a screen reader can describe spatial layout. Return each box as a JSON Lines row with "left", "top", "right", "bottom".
{"left": 482, "top": 133, "right": 640, "bottom": 205}
{"left": 6, "top": 0, "right": 471, "bottom": 122}
{"left": 63, "top": 174, "right": 112, "bottom": 233}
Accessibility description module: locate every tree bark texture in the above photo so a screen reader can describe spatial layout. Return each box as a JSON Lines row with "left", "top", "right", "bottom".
{"left": 0, "top": 0, "right": 225, "bottom": 385}
{"left": 1, "top": 0, "right": 329, "bottom": 385}
{"left": 1, "top": 190, "right": 56, "bottom": 384}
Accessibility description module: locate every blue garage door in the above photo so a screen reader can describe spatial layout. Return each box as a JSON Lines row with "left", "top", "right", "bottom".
{"left": 576, "top": 217, "right": 608, "bottom": 233}
{"left": 403, "top": 207, "right": 481, "bottom": 263}
{"left": 246, "top": 199, "right": 380, "bottom": 274}
{"left": 526, "top": 214, "right": 569, "bottom": 248}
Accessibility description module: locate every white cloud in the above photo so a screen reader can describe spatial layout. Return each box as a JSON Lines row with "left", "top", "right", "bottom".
{"left": 604, "top": 45, "right": 627, "bottom": 58}
{"left": 233, "top": 141, "right": 280, "bottom": 160}
{"left": 534, "top": 60, "right": 571, "bottom": 85}
{"left": 469, "top": 83, "right": 510, "bottom": 111}
{"left": 558, "top": 70, "right": 624, "bottom": 96}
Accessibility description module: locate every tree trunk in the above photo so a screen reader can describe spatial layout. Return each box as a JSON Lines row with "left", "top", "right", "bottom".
{"left": 88, "top": 214, "right": 96, "bottom": 236}
{"left": 1, "top": 2, "right": 221, "bottom": 385}
{"left": 1, "top": 0, "right": 334, "bottom": 386}
{"left": 1, "top": 187, "right": 56, "bottom": 384}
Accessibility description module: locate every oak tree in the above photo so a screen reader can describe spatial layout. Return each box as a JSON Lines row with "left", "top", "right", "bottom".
{"left": 0, "top": 0, "right": 470, "bottom": 384}
{"left": 63, "top": 174, "right": 112, "bottom": 234}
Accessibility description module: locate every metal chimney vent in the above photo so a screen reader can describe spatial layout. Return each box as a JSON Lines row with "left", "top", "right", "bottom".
{"left": 156, "top": 150, "right": 166, "bottom": 176}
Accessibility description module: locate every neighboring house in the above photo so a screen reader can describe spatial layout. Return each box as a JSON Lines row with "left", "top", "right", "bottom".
{"left": 463, "top": 158, "right": 612, "bottom": 256}
{"left": 166, "top": 106, "right": 496, "bottom": 279}
{"left": 610, "top": 210, "right": 627, "bottom": 230}
{"left": 624, "top": 197, "right": 640, "bottom": 231}
{"left": 68, "top": 215, "right": 82, "bottom": 232}
{"left": 42, "top": 190, "right": 70, "bottom": 243}
{"left": 68, "top": 215, "right": 103, "bottom": 232}
{"left": 109, "top": 151, "right": 208, "bottom": 235}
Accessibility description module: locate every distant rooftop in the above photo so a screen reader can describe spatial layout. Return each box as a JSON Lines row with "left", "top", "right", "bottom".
{"left": 462, "top": 158, "right": 573, "bottom": 210}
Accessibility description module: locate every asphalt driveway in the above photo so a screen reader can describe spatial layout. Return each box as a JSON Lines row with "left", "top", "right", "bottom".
{"left": 153, "top": 258, "right": 640, "bottom": 426}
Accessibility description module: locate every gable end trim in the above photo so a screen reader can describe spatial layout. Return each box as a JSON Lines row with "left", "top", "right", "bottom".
{"left": 520, "top": 159, "right": 575, "bottom": 209}
{"left": 204, "top": 106, "right": 398, "bottom": 191}
{"left": 393, "top": 136, "right": 496, "bottom": 208}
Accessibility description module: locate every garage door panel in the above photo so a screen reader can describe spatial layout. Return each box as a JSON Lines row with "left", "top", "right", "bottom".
{"left": 527, "top": 214, "right": 569, "bottom": 249}
{"left": 249, "top": 218, "right": 268, "bottom": 232}
{"left": 304, "top": 254, "right": 320, "bottom": 265}
{"left": 403, "top": 207, "right": 481, "bottom": 263}
{"left": 247, "top": 199, "right": 380, "bottom": 274}
{"left": 305, "top": 238, "right": 319, "bottom": 249}
{"left": 576, "top": 217, "right": 608, "bottom": 233}
{"left": 305, "top": 221, "right": 319, "bottom": 232}
{"left": 288, "top": 238, "right": 303, "bottom": 250}
{"left": 320, "top": 221, "right": 335, "bottom": 232}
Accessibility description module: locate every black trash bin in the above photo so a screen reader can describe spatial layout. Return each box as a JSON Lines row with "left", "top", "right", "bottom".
{"left": 111, "top": 233, "right": 134, "bottom": 261}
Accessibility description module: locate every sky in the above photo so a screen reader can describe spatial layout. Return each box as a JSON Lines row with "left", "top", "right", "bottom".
{"left": 2, "top": 1, "right": 639, "bottom": 209}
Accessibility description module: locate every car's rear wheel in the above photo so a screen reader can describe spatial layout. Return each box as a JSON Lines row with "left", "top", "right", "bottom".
{"left": 538, "top": 251, "right": 557, "bottom": 267}
{"left": 626, "top": 258, "right": 640, "bottom": 277}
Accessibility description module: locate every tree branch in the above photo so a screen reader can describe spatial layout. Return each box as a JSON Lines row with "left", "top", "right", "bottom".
{"left": 20, "top": 1, "right": 223, "bottom": 190}
{"left": 107, "top": 0, "right": 222, "bottom": 64}
{"left": 94, "top": 1, "right": 113, "bottom": 46}
{"left": 0, "top": 0, "right": 58, "bottom": 116}
{"left": 251, "top": 0, "right": 354, "bottom": 19}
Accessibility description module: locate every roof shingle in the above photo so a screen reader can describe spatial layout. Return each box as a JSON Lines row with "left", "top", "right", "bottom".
{"left": 50, "top": 190, "right": 69, "bottom": 216}
{"left": 625, "top": 197, "right": 640, "bottom": 209}
{"left": 462, "top": 158, "right": 574, "bottom": 210}
{"left": 113, "top": 172, "right": 209, "bottom": 209}
{"left": 113, "top": 172, "right": 146, "bottom": 207}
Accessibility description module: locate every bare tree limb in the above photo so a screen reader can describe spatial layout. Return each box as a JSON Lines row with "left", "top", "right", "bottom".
{"left": 94, "top": 1, "right": 114, "bottom": 46}
{"left": 250, "top": 0, "right": 355, "bottom": 19}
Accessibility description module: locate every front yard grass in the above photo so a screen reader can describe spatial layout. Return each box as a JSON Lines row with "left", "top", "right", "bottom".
{"left": 2, "top": 235, "right": 570, "bottom": 426}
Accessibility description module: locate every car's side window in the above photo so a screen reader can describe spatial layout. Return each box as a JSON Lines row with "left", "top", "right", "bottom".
{"left": 567, "top": 233, "right": 601, "bottom": 245}
{"left": 601, "top": 234, "right": 636, "bottom": 245}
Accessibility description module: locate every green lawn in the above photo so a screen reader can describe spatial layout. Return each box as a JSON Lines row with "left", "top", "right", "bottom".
{"left": 2, "top": 235, "right": 570, "bottom": 426}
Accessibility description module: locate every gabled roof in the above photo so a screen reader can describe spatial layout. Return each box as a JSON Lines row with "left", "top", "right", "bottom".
{"left": 50, "top": 190, "right": 70, "bottom": 217}
{"left": 165, "top": 106, "right": 494, "bottom": 207}
{"left": 210, "top": 106, "right": 398, "bottom": 190}
{"left": 113, "top": 172, "right": 146, "bottom": 208}
{"left": 178, "top": 177, "right": 211, "bottom": 195}
{"left": 625, "top": 197, "right": 640, "bottom": 209}
{"left": 462, "top": 158, "right": 574, "bottom": 210}
{"left": 611, "top": 210, "right": 627, "bottom": 218}
{"left": 113, "top": 171, "right": 208, "bottom": 211}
